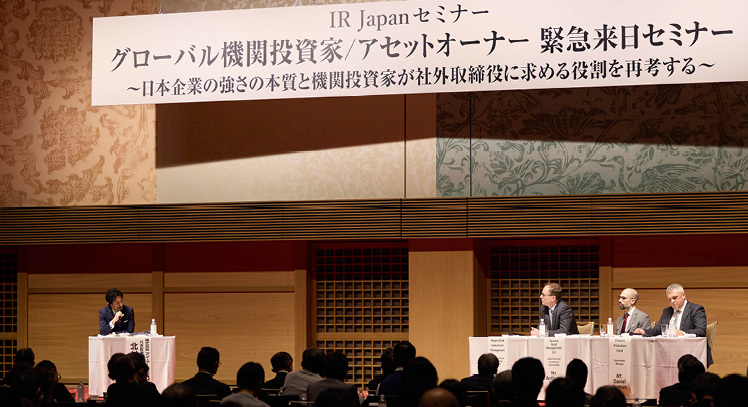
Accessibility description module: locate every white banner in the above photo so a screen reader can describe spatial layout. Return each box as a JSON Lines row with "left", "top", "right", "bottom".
{"left": 92, "top": 0, "right": 748, "bottom": 105}
{"left": 609, "top": 336, "right": 632, "bottom": 394}
{"left": 543, "top": 336, "right": 566, "bottom": 386}
{"left": 125, "top": 335, "right": 153, "bottom": 381}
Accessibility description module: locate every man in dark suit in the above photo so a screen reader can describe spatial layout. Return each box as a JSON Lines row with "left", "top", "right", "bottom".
{"left": 307, "top": 352, "right": 360, "bottom": 406}
{"left": 634, "top": 283, "right": 712, "bottom": 366}
{"left": 461, "top": 353, "right": 499, "bottom": 406}
{"left": 530, "top": 283, "right": 579, "bottom": 337}
{"left": 263, "top": 352, "right": 293, "bottom": 390}
{"left": 659, "top": 354, "right": 705, "bottom": 407}
{"left": 98, "top": 288, "right": 135, "bottom": 335}
{"left": 182, "top": 347, "right": 232, "bottom": 399}
{"left": 377, "top": 341, "right": 416, "bottom": 396}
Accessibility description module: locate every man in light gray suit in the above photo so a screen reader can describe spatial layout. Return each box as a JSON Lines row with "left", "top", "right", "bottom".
{"left": 615, "top": 288, "right": 650, "bottom": 335}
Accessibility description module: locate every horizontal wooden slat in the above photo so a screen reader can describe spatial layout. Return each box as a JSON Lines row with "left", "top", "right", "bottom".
{"left": 164, "top": 286, "right": 294, "bottom": 293}
{"left": 165, "top": 271, "right": 295, "bottom": 289}
{"left": 612, "top": 267, "right": 748, "bottom": 289}
{"left": 28, "top": 273, "right": 152, "bottom": 291}
{"left": 316, "top": 332, "right": 410, "bottom": 341}
{"left": 3, "top": 192, "right": 748, "bottom": 244}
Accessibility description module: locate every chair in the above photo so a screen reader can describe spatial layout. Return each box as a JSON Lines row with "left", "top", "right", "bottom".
{"left": 706, "top": 321, "right": 718, "bottom": 350}
{"left": 466, "top": 390, "right": 489, "bottom": 407}
{"left": 264, "top": 394, "right": 301, "bottom": 407}
{"left": 196, "top": 394, "right": 218, "bottom": 407}
{"left": 577, "top": 322, "right": 594, "bottom": 335}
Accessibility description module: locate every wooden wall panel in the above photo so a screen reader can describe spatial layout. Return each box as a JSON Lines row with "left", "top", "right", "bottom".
{"left": 612, "top": 267, "right": 748, "bottom": 289}
{"left": 164, "top": 271, "right": 295, "bottom": 291}
{"left": 27, "top": 293, "right": 152, "bottom": 381}
{"left": 608, "top": 285, "right": 748, "bottom": 376}
{"left": 28, "top": 273, "right": 152, "bottom": 293}
{"left": 409, "top": 250, "right": 475, "bottom": 381}
{"left": 164, "top": 292, "right": 295, "bottom": 384}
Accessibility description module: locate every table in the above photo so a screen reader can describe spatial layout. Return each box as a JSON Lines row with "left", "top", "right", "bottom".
{"left": 88, "top": 335, "right": 176, "bottom": 396}
{"left": 468, "top": 335, "right": 706, "bottom": 400}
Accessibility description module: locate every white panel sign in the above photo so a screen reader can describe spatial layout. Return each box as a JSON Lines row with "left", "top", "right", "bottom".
{"left": 92, "top": 0, "right": 747, "bottom": 105}
{"left": 609, "top": 336, "right": 632, "bottom": 394}
{"left": 488, "top": 336, "right": 509, "bottom": 370}
{"left": 543, "top": 336, "right": 566, "bottom": 387}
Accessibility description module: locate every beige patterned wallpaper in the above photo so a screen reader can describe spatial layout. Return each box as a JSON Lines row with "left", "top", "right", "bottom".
{"left": 0, "top": 0, "right": 158, "bottom": 206}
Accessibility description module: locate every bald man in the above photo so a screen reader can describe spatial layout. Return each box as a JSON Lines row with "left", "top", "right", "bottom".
{"left": 418, "top": 388, "right": 459, "bottom": 407}
{"left": 615, "top": 288, "right": 651, "bottom": 335}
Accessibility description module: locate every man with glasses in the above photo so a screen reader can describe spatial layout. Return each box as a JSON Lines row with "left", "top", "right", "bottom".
{"left": 615, "top": 288, "right": 650, "bottom": 334}
{"left": 530, "top": 282, "right": 579, "bottom": 336}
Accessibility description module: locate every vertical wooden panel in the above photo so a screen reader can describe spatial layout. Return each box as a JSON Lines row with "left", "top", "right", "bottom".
{"left": 152, "top": 271, "right": 164, "bottom": 333}
{"left": 294, "top": 268, "right": 307, "bottom": 366}
{"left": 599, "top": 266, "right": 613, "bottom": 323}
{"left": 410, "top": 250, "right": 475, "bottom": 380}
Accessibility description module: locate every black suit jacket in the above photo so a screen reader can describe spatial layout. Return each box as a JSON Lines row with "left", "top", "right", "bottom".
{"left": 263, "top": 371, "right": 288, "bottom": 390}
{"left": 182, "top": 371, "right": 232, "bottom": 399}
{"left": 659, "top": 382, "right": 692, "bottom": 407}
{"left": 643, "top": 301, "right": 712, "bottom": 366}
{"left": 540, "top": 300, "right": 579, "bottom": 336}
{"left": 98, "top": 304, "right": 135, "bottom": 335}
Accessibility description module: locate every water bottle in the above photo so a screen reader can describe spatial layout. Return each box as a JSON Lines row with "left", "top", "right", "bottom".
{"left": 632, "top": 397, "right": 642, "bottom": 407}
{"left": 77, "top": 381, "right": 85, "bottom": 402}
{"left": 539, "top": 318, "right": 546, "bottom": 337}
{"left": 378, "top": 394, "right": 387, "bottom": 407}
{"left": 607, "top": 318, "right": 614, "bottom": 336}
{"left": 150, "top": 318, "right": 157, "bottom": 336}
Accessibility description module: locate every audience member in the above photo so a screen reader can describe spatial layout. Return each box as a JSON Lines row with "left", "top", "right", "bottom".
{"left": 280, "top": 347, "right": 324, "bottom": 397}
{"left": 565, "top": 359, "right": 591, "bottom": 405}
{"left": 221, "top": 362, "right": 269, "bottom": 407}
{"left": 368, "top": 348, "right": 395, "bottom": 392}
{"left": 419, "top": 388, "right": 460, "bottom": 407}
{"left": 544, "top": 378, "right": 585, "bottom": 407}
{"left": 162, "top": 382, "right": 199, "bottom": 407}
{"left": 34, "top": 360, "right": 75, "bottom": 403}
{"left": 378, "top": 341, "right": 417, "bottom": 396}
{"left": 104, "top": 352, "right": 160, "bottom": 407}
{"left": 438, "top": 379, "right": 467, "bottom": 407}
{"left": 315, "top": 387, "right": 358, "bottom": 407}
{"left": 264, "top": 352, "right": 293, "bottom": 390}
{"left": 510, "top": 357, "right": 544, "bottom": 407}
{"left": 589, "top": 386, "right": 625, "bottom": 407}
{"left": 398, "top": 356, "right": 438, "bottom": 407}
{"left": 460, "top": 353, "right": 499, "bottom": 392}
{"left": 691, "top": 372, "right": 720, "bottom": 407}
{"left": 492, "top": 370, "right": 513, "bottom": 407}
{"left": 128, "top": 352, "right": 160, "bottom": 393}
{"left": 307, "top": 352, "right": 360, "bottom": 406}
{"left": 12, "top": 367, "right": 51, "bottom": 407}
{"left": 713, "top": 374, "right": 748, "bottom": 407}
{"left": 3, "top": 348, "right": 36, "bottom": 386}
{"left": 182, "top": 347, "right": 232, "bottom": 399}
{"left": 659, "top": 354, "right": 705, "bottom": 407}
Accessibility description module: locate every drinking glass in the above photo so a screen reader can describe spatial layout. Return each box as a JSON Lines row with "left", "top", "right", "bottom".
{"left": 599, "top": 324, "right": 607, "bottom": 337}
{"left": 660, "top": 323, "right": 669, "bottom": 337}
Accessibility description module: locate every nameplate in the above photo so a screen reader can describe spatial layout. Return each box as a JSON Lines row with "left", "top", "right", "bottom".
{"left": 608, "top": 336, "right": 632, "bottom": 394}
{"left": 488, "top": 336, "right": 508, "bottom": 369}
{"left": 543, "top": 336, "right": 566, "bottom": 385}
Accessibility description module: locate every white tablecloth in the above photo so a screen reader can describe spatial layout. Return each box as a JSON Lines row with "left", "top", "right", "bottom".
{"left": 88, "top": 335, "right": 176, "bottom": 396}
{"left": 468, "top": 335, "right": 706, "bottom": 400}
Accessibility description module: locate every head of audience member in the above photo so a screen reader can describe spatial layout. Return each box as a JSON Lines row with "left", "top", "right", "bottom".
{"left": 618, "top": 288, "right": 639, "bottom": 311}
{"left": 107, "top": 352, "right": 135, "bottom": 383}
{"left": 196, "top": 346, "right": 221, "bottom": 375}
{"left": 545, "top": 378, "right": 585, "bottom": 407}
{"left": 511, "top": 357, "right": 544, "bottom": 402}
{"left": 315, "top": 387, "right": 358, "bottom": 407}
{"left": 393, "top": 341, "right": 417, "bottom": 369}
{"left": 162, "top": 382, "right": 198, "bottom": 407}
{"left": 300, "top": 347, "right": 325, "bottom": 375}
{"left": 565, "top": 358, "right": 588, "bottom": 389}
{"left": 666, "top": 283, "right": 687, "bottom": 311}
{"left": 492, "top": 370, "right": 513, "bottom": 402}
{"left": 323, "top": 351, "right": 349, "bottom": 381}
{"left": 34, "top": 360, "right": 61, "bottom": 385}
{"left": 477, "top": 353, "right": 499, "bottom": 377}
{"left": 14, "top": 347, "right": 36, "bottom": 366}
{"left": 128, "top": 352, "right": 150, "bottom": 386}
{"left": 437, "top": 379, "right": 467, "bottom": 407}
{"left": 236, "top": 362, "right": 265, "bottom": 395}
{"left": 541, "top": 283, "right": 562, "bottom": 308}
{"left": 270, "top": 351, "right": 293, "bottom": 373}
{"left": 692, "top": 372, "right": 720, "bottom": 407}
{"left": 714, "top": 374, "right": 748, "bottom": 407}
{"left": 399, "top": 356, "right": 438, "bottom": 407}
{"left": 14, "top": 367, "right": 52, "bottom": 407}
{"left": 380, "top": 347, "right": 395, "bottom": 375}
{"left": 106, "top": 288, "right": 125, "bottom": 312}
{"left": 590, "top": 386, "right": 626, "bottom": 407}
{"left": 419, "top": 387, "right": 460, "bottom": 407}
{"left": 677, "top": 354, "right": 705, "bottom": 385}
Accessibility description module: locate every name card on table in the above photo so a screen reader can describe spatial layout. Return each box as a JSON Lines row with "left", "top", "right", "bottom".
{"left": 489, "top": 336, "right": 509, "bottom": 369}
{"left": 543, "top": 337, "right": 566, "bottom": 384}
{"left": 609, "top": 336, "right": 632, "bottom": 394}
{"left": 126, "top": 335, "right": 152, "bottom": 380}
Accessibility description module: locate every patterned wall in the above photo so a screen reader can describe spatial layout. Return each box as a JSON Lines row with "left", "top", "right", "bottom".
{"left": 0, "top": 0, "right": 158, "bottom": 207}
{"left": 437, "top": 83, "right": 748, "bottom": 196}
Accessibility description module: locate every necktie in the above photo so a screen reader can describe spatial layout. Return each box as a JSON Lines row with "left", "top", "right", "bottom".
{"left": 620, "top": 313, "right": 629, "bottom": 334}
{"left": 549, "top": 308, "right": 553, "bottom": 327}
{"left": 675, "top": 310, "right": 681, "bottom": 329}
